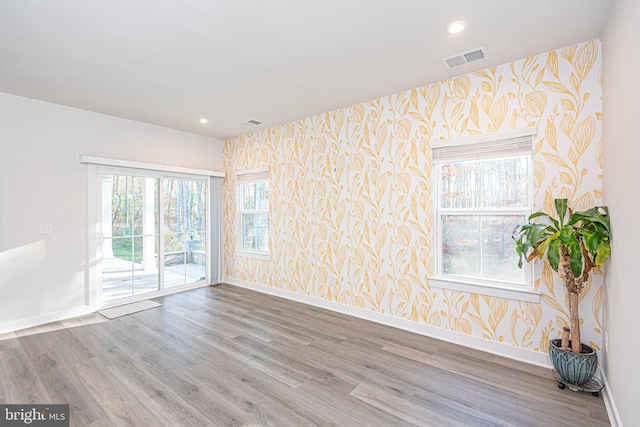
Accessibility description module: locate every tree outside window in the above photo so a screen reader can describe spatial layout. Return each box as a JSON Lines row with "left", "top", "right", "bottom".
{"left": 237, "top": 177, "right": 269, "bottom": 253}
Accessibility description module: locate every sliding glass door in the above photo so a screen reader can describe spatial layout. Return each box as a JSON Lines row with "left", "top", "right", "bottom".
{"left": 163, "top": 178, "right": 207, "bottom": 287}
{"left": 98, "top": 170, "right": 207, "bottom": 303}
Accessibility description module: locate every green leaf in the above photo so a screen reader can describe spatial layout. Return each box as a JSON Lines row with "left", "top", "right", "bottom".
{"left": 512, "top": 224, "right": 531, "bottom": 268}
{"left": 558, "top": 225, "right": 575, "bottom": 246}
{"left": 529, "top": 212, "right": 550, "bottom": 220}
{"left": 515, "top": 244, "right": 524, "bottom": 268}
{"left": 555, "top": 198, "right": 568, "bottom": 227}
{"left": 547, "top": 238, "right": 561, "bottom": 271}
{"left": 569, "top": 238, "right": 583, "bottom": 278}
{"left": 590, "top": 222, "right": 611, "bottom": 239}
{"left": 583, "top": 230, "right": 600, "bottom": 255}
{"left": 537, "top": 231, "right": 559, "bottom": 258}
{"left": 595, "top": 241, "right": 612, "bottom": 267}
{"left": 527, "top": 223, "right": 552, "bottom": 248}
{"left": 529, "top": 211, "right": 559, "bottom": 230}
{"left": 570, "top": 206, "right": 611, "bottom": 232}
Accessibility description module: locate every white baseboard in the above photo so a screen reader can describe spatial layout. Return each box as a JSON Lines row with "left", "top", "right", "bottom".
{"left": 0, "top": 305, "right": 95, "bottom": 336}
{"left": 224, "top": 277, "right": 551, "bottom": 368}
{"left": 601, "top": 370, "right": 623, "bottom": 427}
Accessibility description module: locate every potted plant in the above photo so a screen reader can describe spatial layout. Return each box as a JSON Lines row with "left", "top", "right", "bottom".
{"left": 512, "top": 198, "right": 612, "bottom": 387}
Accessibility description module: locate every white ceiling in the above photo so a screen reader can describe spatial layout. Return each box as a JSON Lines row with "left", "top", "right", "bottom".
{"left": 0, "top": 0, "right": 614, "bottom": 140}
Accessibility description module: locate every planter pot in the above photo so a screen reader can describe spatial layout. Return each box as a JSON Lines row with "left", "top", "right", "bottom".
{"left": 549, "top": 339, "right": 598, "bottom": 387}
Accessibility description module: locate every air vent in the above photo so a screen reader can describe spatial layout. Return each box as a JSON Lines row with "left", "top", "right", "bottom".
{"left": 441, "top": 46, "right": 488, "bottom": 70}
{"left": 245, "top": 119, "right": 263, "bottom": 126}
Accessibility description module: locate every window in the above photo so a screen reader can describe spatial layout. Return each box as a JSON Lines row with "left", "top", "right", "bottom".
{"left": 430, "top": 130, "right": 539, "bottom": 302}
{"left": 236, "top": 169, "right": 269, "bottom": 258}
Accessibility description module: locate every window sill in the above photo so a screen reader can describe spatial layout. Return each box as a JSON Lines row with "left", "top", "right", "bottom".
{"left": 235, "top": 249, "right": 271, "bottom": 261}
{"left": 429, "top": 276, "right": 541, "bottom": 303}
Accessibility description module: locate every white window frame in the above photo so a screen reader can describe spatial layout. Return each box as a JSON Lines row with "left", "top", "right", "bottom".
{"left": 429, "top": 129, "right": 540, "bottom": 303}
{"left": 235, "top": 168, "right": 270, "bottom": 260}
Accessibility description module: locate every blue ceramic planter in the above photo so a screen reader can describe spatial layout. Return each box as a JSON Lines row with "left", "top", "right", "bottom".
{"left": 549, "top": 339, "right": 598, "bottom": 386}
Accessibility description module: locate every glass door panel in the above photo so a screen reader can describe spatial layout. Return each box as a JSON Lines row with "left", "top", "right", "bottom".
{"left": 163, "top": 178, "right": 207, "bottom": 287}
{"left": 101, "top": 174, "right": 160, "bottom": 301}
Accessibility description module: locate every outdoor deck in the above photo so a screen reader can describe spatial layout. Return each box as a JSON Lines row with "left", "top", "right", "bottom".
{"left": 101, "top": 257, "right": 206, "bottom": 301}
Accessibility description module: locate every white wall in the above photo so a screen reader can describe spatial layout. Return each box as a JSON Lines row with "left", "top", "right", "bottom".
{"left": 0, "top": 92, "right": 223, "bottom": 330}
{"left": 602, "top": 0, "right": 640, "bottom": 425}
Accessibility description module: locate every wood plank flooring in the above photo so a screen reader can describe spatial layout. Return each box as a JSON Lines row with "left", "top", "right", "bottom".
{"left": 0, "top": 284, "right": 610, "bottom": 426}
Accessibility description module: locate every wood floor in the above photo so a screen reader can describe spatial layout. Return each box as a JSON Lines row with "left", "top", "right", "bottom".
{"left": 0, "top": 284, "right": 609, "bottom": 426}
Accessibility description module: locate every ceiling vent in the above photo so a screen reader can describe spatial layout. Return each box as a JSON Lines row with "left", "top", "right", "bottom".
{"left": 245, "top": 119, "right": 263, "bottom": 126}
{"left": 441, "top": 46, "right": 488, "bottom": 70}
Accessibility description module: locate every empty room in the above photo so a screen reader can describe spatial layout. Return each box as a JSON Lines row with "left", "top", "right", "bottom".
{"left": 0, "top": 1, "right": 637, "bottom": 426}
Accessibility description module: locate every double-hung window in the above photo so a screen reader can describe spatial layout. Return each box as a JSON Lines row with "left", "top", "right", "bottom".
{"left": 430, "top": 130, "right": 539, "bottom": 302}
{"left": 236, "top": 169, "right": 269, "bottom": 259}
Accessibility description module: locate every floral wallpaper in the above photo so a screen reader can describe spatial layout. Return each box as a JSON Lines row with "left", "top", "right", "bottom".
{"left": 223, "top": 39, "right": 603, "bottom": 354}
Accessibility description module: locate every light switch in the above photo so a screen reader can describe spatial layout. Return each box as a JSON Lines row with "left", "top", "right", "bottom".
{"left": 39, "top": 223, "right": 54, "bottom": 234}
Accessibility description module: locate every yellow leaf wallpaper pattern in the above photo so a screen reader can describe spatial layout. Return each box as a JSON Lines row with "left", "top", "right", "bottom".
{"left": 223, "top": 39, "right": 603, "bottom": 356}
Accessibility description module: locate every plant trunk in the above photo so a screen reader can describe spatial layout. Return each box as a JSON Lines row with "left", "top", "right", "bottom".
{"left": 561, "top": 327, "right": 570, "bottom": 351}
{"left": 558, "top": 245, "right": 583, "bottom": 354}
{"left": 569, "top": 291, "right": 581, "bottom": 353}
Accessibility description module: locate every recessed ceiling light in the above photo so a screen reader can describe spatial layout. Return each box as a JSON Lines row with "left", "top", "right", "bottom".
{"left": 447, "top": 20, "right": 466, "bottom": 35}
{"left": 199, "top": 118, "right": 208, "bottom": 124}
